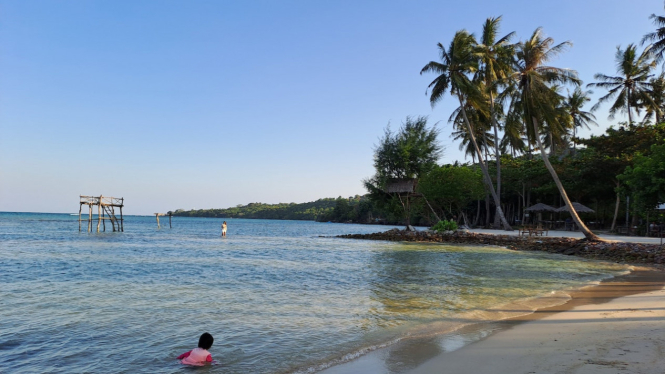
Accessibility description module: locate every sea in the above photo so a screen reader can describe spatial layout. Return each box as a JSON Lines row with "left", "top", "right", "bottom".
{"left": 0, "top": 212, "right": 629, "bottom": 374}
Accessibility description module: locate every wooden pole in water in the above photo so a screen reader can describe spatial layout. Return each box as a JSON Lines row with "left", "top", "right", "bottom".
{"left": 102, "top": 205, "right": 106, "bottom": 232}
{"left": 156, "top": 214, "right": 160, "bottom": 229}
{"left": 78, "top": 202, "right": 82, "bottom": 232}
{"left": 169, "top": 213, "right": 172, "bottom": 228}
{"left": 120, "top": 205, "right": 124, "bottom": 232}
{"left": 110, "top": 206, "right": 116, "bottom": 232}
{"left": 88, "top": 205, "right": 93, "bottom": 232}
{"left": 97, "top": 196, "right": 102, "bottom": 232}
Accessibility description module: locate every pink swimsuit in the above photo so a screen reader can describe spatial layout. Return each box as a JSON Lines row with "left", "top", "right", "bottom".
{"left": 177, "top": 347, "right": 212, "bottom": 366}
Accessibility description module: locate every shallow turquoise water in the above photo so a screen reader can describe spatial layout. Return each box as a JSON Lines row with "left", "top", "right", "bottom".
{"left": 0, "top": 213, "right": 628, "bottom": 373}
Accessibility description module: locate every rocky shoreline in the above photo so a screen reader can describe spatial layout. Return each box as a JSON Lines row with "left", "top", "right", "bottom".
{"left": 338, "top": 229, "right": 665, "bottom": 267}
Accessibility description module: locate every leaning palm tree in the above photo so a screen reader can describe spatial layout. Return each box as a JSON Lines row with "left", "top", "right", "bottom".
{"left": 421, "top": 30, "right": 512, "bottom": 230}
{"left": 564, "top": 88, "right": 598, "bottom": 150}
{"left": 642, "top": 2, "right": 665, "bottom": 64}
{"left": 511, "top": 28, "right": 601, "bottom": 241}
{"left": 475, "top": 16, "right": 516, "bottom": 225}
{"left": 588, "top": 44, "right": 656, "bottom": 124}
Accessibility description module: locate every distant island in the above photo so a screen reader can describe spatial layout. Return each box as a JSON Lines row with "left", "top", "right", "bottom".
{"left": 171, "top": 195, "right": 389, "bottom": 224}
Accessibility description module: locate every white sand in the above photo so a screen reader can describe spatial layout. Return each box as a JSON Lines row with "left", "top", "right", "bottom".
{"left": 405, "top": 288, "right": 665, "bottom": 374}
{"left": 320, "top": 271, "right": 665, "bottom": 374}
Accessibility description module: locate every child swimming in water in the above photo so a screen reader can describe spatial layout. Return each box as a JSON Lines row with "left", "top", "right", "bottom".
{"left": 177, "top": 332, "right": 214, "bottom": 366}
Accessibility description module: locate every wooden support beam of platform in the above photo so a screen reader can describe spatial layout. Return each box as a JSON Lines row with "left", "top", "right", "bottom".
{"left": 79, "top": 195, "right": 125, "bottom": 232}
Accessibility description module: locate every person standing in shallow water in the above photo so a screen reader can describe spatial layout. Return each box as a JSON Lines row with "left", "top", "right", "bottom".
{"left": 222, "top": 221, "right": 227, "bottom": 237}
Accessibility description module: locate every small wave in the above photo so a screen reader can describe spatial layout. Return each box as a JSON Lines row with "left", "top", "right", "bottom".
{"left": 290, "top": 337, "right": 403, "bottom": 374}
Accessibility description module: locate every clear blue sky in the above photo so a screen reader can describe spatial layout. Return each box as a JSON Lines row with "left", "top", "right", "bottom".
{"left": 0, "top": 0, "right": 660, "bottom": 214}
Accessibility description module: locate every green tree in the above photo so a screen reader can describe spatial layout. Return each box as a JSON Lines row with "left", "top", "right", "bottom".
{"left": 421, "top": 30, "right": 512, "bottom": 230}
{"left": 539, "top": 85, "right": 573, "bottom": 156}
{"left": 364, "top": 116, "right": 442, "bottom": 228}
{"left": 511, "top": 28, "right": 601, "bottom": 241}
{"left": 564, "top": 88, "right": 598, "bottom": 150}
{"left": 642, "top": 1, "right": 665, "bottom": 64}
{"left": 619, "top": 143, "right": 665, "bottom": 221}
{"left": 500, "top": 109, "right": 527, "bottom": 157}
{"left": 588, "top": 44, "right": 656, "bottom": 124}
{"left": 645, "top": 73, "right": 665, "bottom": 124}
{"left": 418, "top": 164, "right": 485, "bottom": 224}
{"left": 580, "top": 123, "right": 665, "bottom": 230}
{"left": 449, "top": 103, "right": 494, "bottom": 163}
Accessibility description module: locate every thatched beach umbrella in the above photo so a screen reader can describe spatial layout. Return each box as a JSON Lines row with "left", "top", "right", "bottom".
{"left": 525, "top": 203, "right": 557, "bottom": 212}
{"left": 557, "top": 202, "right": 594, "bottom": 213}
{"left": 524, "top": 203, "right": 557, "bottom": 224}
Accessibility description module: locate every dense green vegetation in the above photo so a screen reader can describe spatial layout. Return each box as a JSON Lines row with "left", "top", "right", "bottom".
{"left": 172, "top": 196, "right": 384, "bottom": 223}
{"left": 173, "top": 199, "right": 339, "bottom": 221}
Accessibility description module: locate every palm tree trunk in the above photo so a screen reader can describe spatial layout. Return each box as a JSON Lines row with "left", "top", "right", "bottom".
{"left": 473, "top": 199, "right": 480, "bottom": 226}
{"left": 490, "top": 92, "right": 502, "bottom": 228}
{"left": 610, "top": 183, "right": 620, "bottom": 232}
{"left": 627, "top": 87, "right": 633, "bottom": 124}
{"left": 532, "top": 117, "right": 602, "bottom": 241}
{"left": 459, "top": 96, "right": 512, "bottom": 230}
{"left": 485, "top": 193, "right": 490, "bottom": 227}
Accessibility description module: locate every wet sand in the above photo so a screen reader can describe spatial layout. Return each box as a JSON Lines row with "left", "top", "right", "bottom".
{"left": 319, "top": 268, "right": 665, "bottom": 374}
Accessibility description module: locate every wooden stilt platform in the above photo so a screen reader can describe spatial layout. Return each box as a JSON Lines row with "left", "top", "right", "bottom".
{"left": 79, "top": 195, "right": 124, "bottom": 232}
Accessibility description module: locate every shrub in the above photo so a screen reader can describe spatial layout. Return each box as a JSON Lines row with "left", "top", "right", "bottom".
{"left": 432, "top": 219, "right": 458, "bottom": 232}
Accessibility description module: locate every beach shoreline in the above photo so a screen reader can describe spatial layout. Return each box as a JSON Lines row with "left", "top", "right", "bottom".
{"left": 338, "top": 229, "right": 665, "bottom": 267}
{"left": 319, "top": 267, "right": 665, "bottom": 374}
{"left": 322, "top": 227, "right": 665, "bottom": 374}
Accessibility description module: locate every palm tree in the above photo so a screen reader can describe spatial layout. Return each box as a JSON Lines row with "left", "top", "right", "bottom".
{"left": 511, "top": 28, "right": 601, "bottom": 241}
{"left": 642, "top": 2, "right": 665, "bottom": 64}
{"left": 588, "top": 44, "right": 656, "bottom": 124}
{"left": 541, "top": 89, "right": 573, "bottom": 156}
{"left": 644, "top": 73, "right": 665, "bottom": 123}
{"left": 475, "top": 16, "right": 515, "bottom": 226}
{"left": 564, "top": 88, "right": 598, "bottom": 150}
{"left": 500, "top": 109, "right": 527, "bottom": 157}
{"left": 421, "top": 30, "right": 513, "bottom": 230}
{"left": 450, "top": 105, "right": 495, "bottom": 163}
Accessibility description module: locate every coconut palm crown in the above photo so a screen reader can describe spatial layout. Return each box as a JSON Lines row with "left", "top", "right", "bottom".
{"left": 512, "top": 28, "right": 580, "bottom": 143}
{"left": 588, "top": 44, "right": 656, "bottom": 124}
{"left": 644, "top": 73, "right": 665, "bottom": 124}
{"left": 642, "top": 2, "right": 665, "bottom": 64}
{"left": 564, "top": 88, "right": 598, "bottom": 149}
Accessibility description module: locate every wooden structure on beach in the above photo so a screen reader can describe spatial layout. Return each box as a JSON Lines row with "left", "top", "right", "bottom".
{"left": 79, "top": 195, "right": 124, "bottom": 232}
{"left": 154, "top": 212, "right": 173, "bottom": 229}
{"left": 384, "top": 178, "right": 441, "bottom": 223}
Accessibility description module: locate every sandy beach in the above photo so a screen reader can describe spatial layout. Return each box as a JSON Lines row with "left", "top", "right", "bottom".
{"left": 320, "top": 269, "right": 665, "bottom": 374}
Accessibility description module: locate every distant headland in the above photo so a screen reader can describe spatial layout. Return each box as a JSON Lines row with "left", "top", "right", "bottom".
{"left": 171, "top": 196, "right": 387, "bottom": 224}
